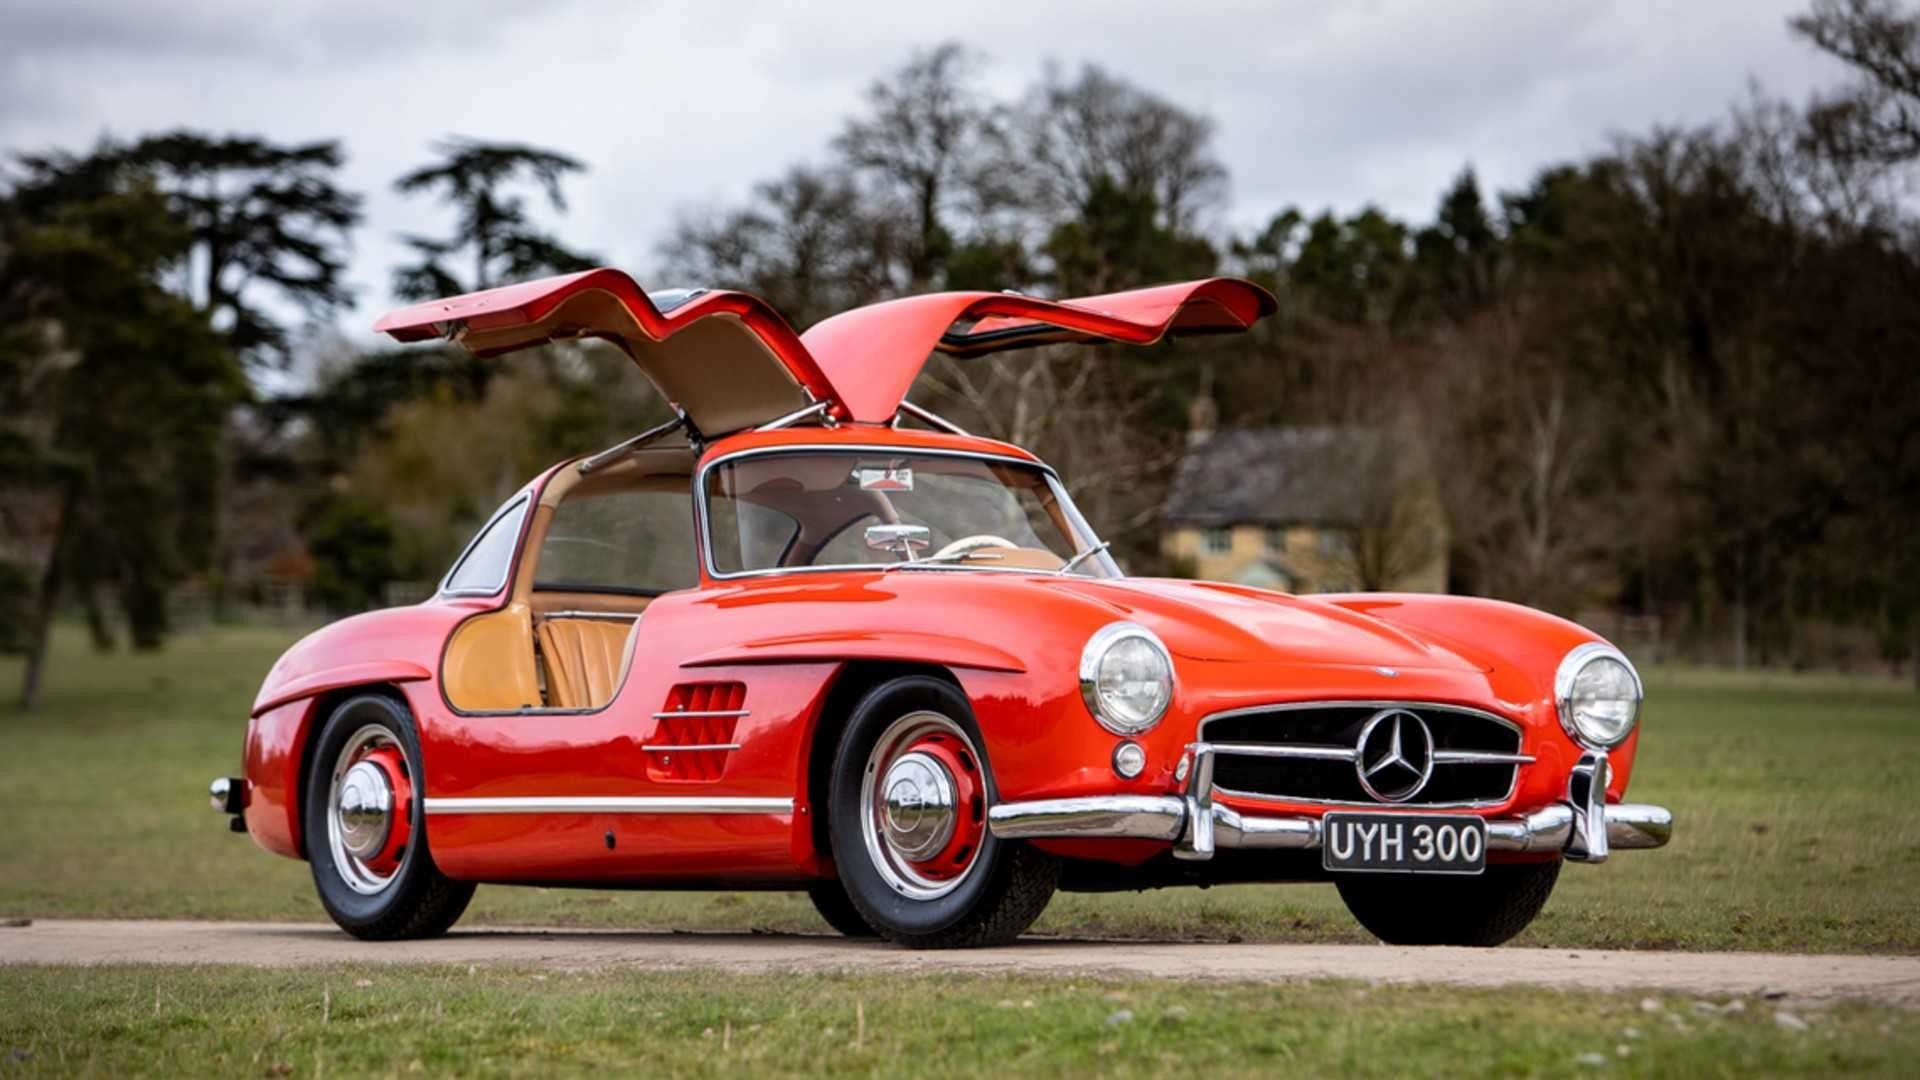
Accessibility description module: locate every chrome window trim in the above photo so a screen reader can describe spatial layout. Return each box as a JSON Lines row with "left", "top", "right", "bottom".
{"left": 423, "top": 796, "right": 792, "bottom": 816}
{"left": 1196, "top": 700, "right": 1527, "bottom": 810}
{"left": 439, "top": 493, "right": 533, "bottom": 598}
{"left": 694, "top": 443, "right": 1120, "bottom": 581}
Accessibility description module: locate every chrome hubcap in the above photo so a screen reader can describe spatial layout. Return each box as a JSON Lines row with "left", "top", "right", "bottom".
{"left": 859, "top": 711, "right": 987, "bottom": 902}
{"left": 324, "top": 724, "right": 406, "bottom": 896}
{"left": 336, "top": 760, "right": 393, "bottom": 860}
{"left": 880, "top": 752, "right": 956, "bottom": 861}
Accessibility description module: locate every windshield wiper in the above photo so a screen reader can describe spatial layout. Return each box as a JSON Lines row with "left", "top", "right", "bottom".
{"left": 879, "top": 551, "right": 1006, "bottom": 573}
{"left": 1056, "top": 541, "right": 1112, "bottom": 576}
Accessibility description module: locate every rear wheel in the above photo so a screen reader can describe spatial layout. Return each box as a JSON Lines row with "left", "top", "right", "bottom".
{"left": 1336, "top": 859, "right": 1560, "bottom": 946}
{"left": 304, "top": 694, "right": 474, "bottom": 940}
{"left": 827, "top": 676, "right": 1056, "bottom": 948}
{"left": 806, "top": 880, "right": 876, "bottom": 938}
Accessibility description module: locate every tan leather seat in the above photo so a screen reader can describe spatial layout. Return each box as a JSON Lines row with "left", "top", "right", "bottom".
{"left": 536, "top": 617, "right": 638, "bottom": 710}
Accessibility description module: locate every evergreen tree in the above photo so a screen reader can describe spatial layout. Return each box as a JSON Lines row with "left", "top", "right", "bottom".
{"left": 0, "top": 174, "right": 244, "bottom": 707}
{"left": 391, "top": 139, "right": 598, "bottom": 300}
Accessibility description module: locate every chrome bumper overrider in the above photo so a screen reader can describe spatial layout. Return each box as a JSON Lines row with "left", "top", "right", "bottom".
{"left": 986, "top": 744, "right": 1672, "bottom": 864}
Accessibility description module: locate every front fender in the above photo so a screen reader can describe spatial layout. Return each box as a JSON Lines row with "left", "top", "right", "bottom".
{"left": 243, "top": 602, "right": 476, "bottom": 860}
{"left": 1319, "top": 592, "right": 1641, "bottom": 799}
{"left": 251, "top": 660, "right": 432, "bottom": 718}
{"left": 681, "top": 629, "right": 1025, "bottom": 674}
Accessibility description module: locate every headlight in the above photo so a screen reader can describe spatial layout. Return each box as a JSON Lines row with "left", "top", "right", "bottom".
{"left": 1079, "top": 622, "right": 1174, "bottom": 735}
{"left": 1554, "top": 642, "right": 1643, "bottom": 748}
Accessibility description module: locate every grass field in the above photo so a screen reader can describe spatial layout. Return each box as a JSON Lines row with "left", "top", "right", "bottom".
{"left": 2, "top": 622, "right": 1917, "bottom": 953}
{"left": 1, "top": 965, "right": 1913, "bottom": 1077}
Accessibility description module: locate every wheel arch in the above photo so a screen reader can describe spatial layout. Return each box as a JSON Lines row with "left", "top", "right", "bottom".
{"left": 803, "top": 661, "right": 966, "bottom": 869}
{"left": 290, "top": 683, "right": 418, "bottom": 859}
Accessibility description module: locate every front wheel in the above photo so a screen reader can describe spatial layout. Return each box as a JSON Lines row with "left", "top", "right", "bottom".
{"left": 1336, "top": 859, "right": 1560, "bottom": 946}
{"left": 303, "top": 693, "right": 475, "bottom": 940}
{"left": 827, "top": 676, "right": 1056, "bottom": 948}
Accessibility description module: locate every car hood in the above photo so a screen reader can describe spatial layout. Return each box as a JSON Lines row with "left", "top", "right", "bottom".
{"left": 952, "top": 574, "right": 1489, "bottom": 673}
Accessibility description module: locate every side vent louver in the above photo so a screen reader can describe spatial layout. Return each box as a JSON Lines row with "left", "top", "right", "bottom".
{"left": 645, "top": 682, "right": 747, "bottom": 782}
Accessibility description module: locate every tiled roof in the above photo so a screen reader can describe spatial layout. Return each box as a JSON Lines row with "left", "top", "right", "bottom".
{"left": 1162, "top": 426, "right": 1378, "bottom": 528}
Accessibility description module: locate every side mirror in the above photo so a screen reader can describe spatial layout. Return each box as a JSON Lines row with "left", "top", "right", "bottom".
{"left": 865, "top": 523, "right": 931, "bottom": 559}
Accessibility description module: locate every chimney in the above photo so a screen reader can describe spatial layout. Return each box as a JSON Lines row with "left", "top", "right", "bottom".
{"left": 1187, "top": 365, "right": 1218, "bottom": 446}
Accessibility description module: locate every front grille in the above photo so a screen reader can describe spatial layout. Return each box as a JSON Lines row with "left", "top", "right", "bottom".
{"left": 1200, "top": 702, "right": 1525, "bottom": 807}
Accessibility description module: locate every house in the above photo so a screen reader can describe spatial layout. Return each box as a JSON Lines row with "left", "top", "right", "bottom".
{"left": 1159, "top": 402, "right": 1448, "bottom": 594}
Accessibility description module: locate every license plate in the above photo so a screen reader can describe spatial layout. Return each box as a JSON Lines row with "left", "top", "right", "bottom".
{"left": 1322, "top": 812, "right": 1487, "bottom": 875}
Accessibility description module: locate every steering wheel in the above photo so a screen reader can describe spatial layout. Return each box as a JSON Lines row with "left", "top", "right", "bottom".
{"left": 933, "top": 535, "right": 1019, "bottom": 561}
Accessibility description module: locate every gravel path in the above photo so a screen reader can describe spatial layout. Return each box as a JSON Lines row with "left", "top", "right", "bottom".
{"left": 6, "top": 920, "right": 1918, "bottom": 1005}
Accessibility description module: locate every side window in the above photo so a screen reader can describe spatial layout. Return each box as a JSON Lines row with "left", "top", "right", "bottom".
{"left": 444, "top": 496, "right": 530, "bottom": 595}
{"left": 704, "top": 473, "right": 801, "bottom": 575}
{"left": 535, "top": 490, "right": 698, "bottom": 594}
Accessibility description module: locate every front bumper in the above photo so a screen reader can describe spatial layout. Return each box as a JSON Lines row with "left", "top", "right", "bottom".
{"left": 987, "top": 744, "right": 1672, "bottom": 864}
{"left": 209, "top": 776, "right": 249, "bottom": 833}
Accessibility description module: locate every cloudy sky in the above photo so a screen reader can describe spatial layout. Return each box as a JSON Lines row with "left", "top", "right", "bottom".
{"left": 2, "top": 0, "right": 1848, "bottom": 334}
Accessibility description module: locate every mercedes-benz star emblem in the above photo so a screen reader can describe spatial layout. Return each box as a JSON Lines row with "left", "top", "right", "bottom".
{"left": 1354, "top": 707, "right": 1435, "bottom": 802}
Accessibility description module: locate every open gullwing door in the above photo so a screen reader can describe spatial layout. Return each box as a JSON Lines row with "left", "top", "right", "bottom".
{"left": 373, "top": 268, "right": 834, "bottom": 436}
{"left": 799, "top": 278, "right": 1277, "bottom": 424}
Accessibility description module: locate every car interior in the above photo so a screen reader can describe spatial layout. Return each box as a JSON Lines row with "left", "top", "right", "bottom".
{"left": 440, "top": 444, "right": 697, "bottom": 713}
{"left": 438, "top": 445, "right": 1089, "bottom": 714}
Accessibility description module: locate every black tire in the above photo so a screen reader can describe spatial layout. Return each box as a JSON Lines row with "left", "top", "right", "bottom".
{"left": 806, "top": 880, "right": 877, "bottom": 938}
{"left": 304, "top": 693, "right": 475, "bottom": 940}
{"left": 827, "top": 675, "right": 1056, "bottom": 949}
{"left": 1336, "top": 859, "right": 1561, "bottom": 946}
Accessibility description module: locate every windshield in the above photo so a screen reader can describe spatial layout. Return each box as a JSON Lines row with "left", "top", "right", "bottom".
{"left": 702, "top": 450, "right": 1118, "bottom": 578}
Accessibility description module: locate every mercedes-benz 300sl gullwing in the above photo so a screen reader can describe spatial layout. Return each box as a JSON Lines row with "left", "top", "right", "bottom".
{"left": 210, "top": 267, "right": 1672, "bottom": 948}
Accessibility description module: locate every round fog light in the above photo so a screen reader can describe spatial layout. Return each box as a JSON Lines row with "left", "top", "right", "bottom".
{"left": 1112, "top": 741, "right": 1147, "bottom": 779}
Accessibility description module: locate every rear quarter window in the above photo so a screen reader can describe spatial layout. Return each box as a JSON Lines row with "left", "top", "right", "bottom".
{"left": 443, "top": 496, "right": 530, "bottom": 595}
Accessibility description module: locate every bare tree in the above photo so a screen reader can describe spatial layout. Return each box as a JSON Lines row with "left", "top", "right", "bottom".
{"left": 1422, "top": 298, "right": 1617, "bottom": 615}
{"left": 834, "top": 43, "right": 1012, "bottom": 290}
{"left": 1333, "top": 427, "right": 1446, "bottom": 593}
{"left": 1791, "top": 0, "right": 1920, "bottom": 164}
{"left": 660, "top": 165, "right": 898, "bottom": 327}
{"left": 1015, "top": 63, "right": 1228, "bottom": 234}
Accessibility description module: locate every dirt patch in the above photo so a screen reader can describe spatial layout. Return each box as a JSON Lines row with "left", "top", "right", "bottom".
{"left": 6, "top": 919, "right": 1919, "bottom": 1006}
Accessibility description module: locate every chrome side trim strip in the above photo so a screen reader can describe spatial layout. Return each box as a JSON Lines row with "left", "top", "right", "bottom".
{"left": 542, "top": 610, "right": 643, "bottom": 622}
{"left": 652, "top": 709, "right": 750, "bottom": 720}
{"left": 423, "top": 796, "right": 792, "bottom": 815}
{"left": 639, "top": 743, "right": 742, "bottom": 753}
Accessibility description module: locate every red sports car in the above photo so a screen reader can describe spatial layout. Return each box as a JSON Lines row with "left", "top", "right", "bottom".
{"left": 211, "top": 268, "right": 1672, "bottom": 948}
